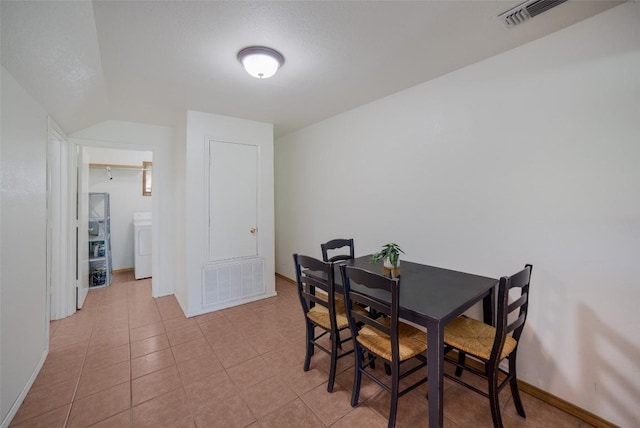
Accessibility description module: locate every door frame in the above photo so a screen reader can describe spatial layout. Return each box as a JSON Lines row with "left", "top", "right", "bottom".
{"left": 48, "top": 119, "right": 76, "bottom": 320}
{"left": 70, "top": 140, "right": 159, "bottom": 297}
{"left": 76, "top": 146, "right": 90, "bottom": 308}
{"left": 49, "top": 134, "right": 164, "bottom": 320}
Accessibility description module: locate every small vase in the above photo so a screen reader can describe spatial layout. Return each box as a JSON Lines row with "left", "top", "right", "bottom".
{"left": 383, "top": 257, "right": 400, "bottom": 269}
{"left": 382, "top": 257, "right": 401, "bottom": 278}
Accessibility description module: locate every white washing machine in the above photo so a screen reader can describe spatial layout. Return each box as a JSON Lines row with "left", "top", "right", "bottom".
{"left": 133, "top": 212, "right": 152, "bottom": 279}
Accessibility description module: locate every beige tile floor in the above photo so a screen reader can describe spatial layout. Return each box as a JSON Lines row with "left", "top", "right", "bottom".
{"left": 10, "top": 272, "right": 594, "bottom": 428}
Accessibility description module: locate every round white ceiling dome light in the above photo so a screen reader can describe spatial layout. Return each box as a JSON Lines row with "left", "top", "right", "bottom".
{"left": 237, "top": 46, "right": 285, "bottom": 79}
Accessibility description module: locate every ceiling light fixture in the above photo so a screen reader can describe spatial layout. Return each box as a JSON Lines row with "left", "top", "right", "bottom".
{"left": 237, "top": 46, "right": 285, "bottom": 79}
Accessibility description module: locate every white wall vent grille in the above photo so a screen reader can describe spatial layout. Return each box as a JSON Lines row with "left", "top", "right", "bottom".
{"left": 202, "top": 258, "right": 264, "bottom": 306}
{"left": 499, "top": 0, "right": 568, "bottom": 28}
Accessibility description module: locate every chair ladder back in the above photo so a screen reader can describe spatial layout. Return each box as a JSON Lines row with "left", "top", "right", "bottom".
{"left": 300, "top": 273, "right": 331, "bottom": 297}
{"left": 341, "top": 265, "right": 400, "bottom": 356}
{"left": 492, "top": 264, "right": 532, "bottom": 360}
{"left": 321, "top": 238, "right": 355, "bottom": 263}
{"left": 293, "top": 254, "right": 336, "bottom": 320}
{"left": 507, "top": 293, "right": 528, "bottom": 314}
{"left": 350, "top": 291, "right": 390, "bottom": 317}
{"left": 505, "top": 290, "right": 528, "bottom": 337}
{"left": 355, "top": 314, "right": 392, "bottom": 337}
{"left": 347, "top": 293, "right": 392, "bottom": 336}
{"left": 507, "top": 264, "right": 531, "bottom": 343}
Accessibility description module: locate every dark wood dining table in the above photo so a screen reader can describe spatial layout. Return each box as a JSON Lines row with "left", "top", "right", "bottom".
{"left": 337, "top": 256, "right": 498, "bottom": 428}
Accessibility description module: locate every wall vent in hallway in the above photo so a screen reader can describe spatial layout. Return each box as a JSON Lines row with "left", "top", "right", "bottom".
{"left": 202, "top": 258, "right": 265, "bottom": 306}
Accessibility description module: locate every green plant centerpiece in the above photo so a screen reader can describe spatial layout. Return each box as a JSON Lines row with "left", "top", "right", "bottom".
{"left": 372, "top": 243, "right": 404, "bottom": 269}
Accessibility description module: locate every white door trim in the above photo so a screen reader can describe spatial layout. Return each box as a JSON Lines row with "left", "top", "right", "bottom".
{"left": 48, "top": 119, "right": 76, "bottom": 320}
{"left": 207, "top": 140, "right": 259, "bottom": 262}
{"left": 69, "top": 138, "right": 160, "bottom": 297}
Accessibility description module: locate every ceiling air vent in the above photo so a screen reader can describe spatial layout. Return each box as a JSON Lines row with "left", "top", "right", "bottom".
{"left": 499, "top": 0, "right": 568, "bottom": 28}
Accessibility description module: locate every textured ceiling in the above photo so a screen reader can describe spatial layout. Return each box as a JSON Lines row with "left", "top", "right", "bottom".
{"left": 1, "top": 1, "right": 623, "bottom": 137}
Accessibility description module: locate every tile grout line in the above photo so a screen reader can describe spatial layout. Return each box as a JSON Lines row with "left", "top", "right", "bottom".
{"left": 63, "top": 276, "right": 136, "bottom": 427}
{"left": 62, "top": 289, "right": 105, "bottom": 428}
{"left": 154, "top": 293, "right": 194, "bottom": 426}
{"left": 200, "top": 309, "right": 258, "bottom": 426}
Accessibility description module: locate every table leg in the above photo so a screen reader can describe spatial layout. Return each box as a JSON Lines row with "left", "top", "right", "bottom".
{"left": 482, "top": 285, "right": 496, "bottom": 326}
{"left": 427, "top": 321, "right": 444, "bottom": 428}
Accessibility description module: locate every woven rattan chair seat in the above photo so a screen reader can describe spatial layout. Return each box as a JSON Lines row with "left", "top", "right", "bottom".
{"left": 307, "top": 299, "right": 368, "bottom": 330}
{"left": 356, "top": 318, "right": 427, "bottom": 361}
{"left": 444, "top": 316, "right": 516, "bottom": 361}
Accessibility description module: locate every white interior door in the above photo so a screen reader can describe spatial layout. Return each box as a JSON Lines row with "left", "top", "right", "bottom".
{"left": 209, "top": 141, "right": 258, "bottom": 261}
{"left": 76, "top": 146, "right": 90, "bottom": 308}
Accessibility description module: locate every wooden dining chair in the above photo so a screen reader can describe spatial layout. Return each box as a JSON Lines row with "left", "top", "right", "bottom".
{"left": 293, "top": 253, "right": 358, "bottom": 392}
{"left": 340, "top": 265, "right": 428, "bottom": 428}
{"left": 443, "top": 264, "right": 533, "bottom": 428}
{"left": 321, "top": 238, "right": 355, "bottom": 263}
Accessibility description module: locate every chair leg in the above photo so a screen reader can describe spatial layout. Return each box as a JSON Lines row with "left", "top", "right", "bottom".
{"left": 384, "top": 362, "right": 392, "bottom": 376}
{"left": 327, "top": 328, "right": 338, "bottom": 392}
{"left": 388, "top": 361, "right": 400, "bottom": 428}
{"left": 509, "top": 357, "right": 526, "bottom": 418}
{"left": 304, "top": 322, "right": 314, "bottom": 371}
{"left": 351, "top": 346, "right": 363, "bottom": 407}
{"left": 455, "top": 351, "right": 466, "bottom": 377}
{"left": 488, "top": 366, "right": 503, "bottom": 428}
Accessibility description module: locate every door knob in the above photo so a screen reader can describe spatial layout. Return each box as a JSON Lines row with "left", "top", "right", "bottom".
{"left": 250, "top": 227, "right": 257, "bottom": 234}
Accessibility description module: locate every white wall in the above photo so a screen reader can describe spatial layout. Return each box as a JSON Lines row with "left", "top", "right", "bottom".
{"left": 0, "top": 67, "right": 48, "bottom": 426}
{"left": 70, "top": 121, "right": 175, "bottom": 297}
{"left": 274, "top": 3, "right": 640, "bottom": 427}
{"left": 180, "top": 110, "right": 275, "bottom": 316}
{"left": 87, "top": 147, "right": 153, "bottom": 270}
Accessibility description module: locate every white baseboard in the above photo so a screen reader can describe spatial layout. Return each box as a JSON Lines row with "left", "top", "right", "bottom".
{"left": 1, "top": 349, "right": 48, "bottom": 428}
{"left": 187, "top": 290, "right": 278, "bottom": 317}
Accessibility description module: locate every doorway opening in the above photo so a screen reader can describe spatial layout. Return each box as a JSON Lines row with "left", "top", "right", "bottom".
{"left": 80, "top": 147, "right": 154, "bottom": 304}
{"left": 48, "top": 136, "right": 159, "bottom": 320}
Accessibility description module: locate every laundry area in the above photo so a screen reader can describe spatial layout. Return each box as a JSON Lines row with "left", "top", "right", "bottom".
{"left": 133, "top": 211, "right": 152, "bottom": 279}
{"left": 86, "top": 147, "right": 153, "bottom": 286}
